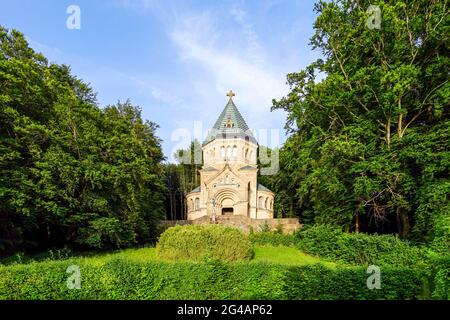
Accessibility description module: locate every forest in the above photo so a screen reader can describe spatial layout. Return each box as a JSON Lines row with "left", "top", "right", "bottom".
{"left": 0, "top": 27, "right": 166, "bottom": 255}
{"left": 266, "top": 0, "right": 449, "bottom": 253}
{"left": 1, "top": 0, "right": 448, "bottom": 259}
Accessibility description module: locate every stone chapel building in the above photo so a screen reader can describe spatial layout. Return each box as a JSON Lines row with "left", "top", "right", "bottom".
{"left": 186, "top": 90, "right": 275, "bottom": 220}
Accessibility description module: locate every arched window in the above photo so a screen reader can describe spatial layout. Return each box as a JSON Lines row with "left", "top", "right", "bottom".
{"left": 226, "top": 146, "right": 231, "bottom": 158}
{"left": 189, "top": 199, "right": 193, "bottom": 211}
{"left": 270, "top": 200, "right": 273, "bottom": 210}
{"left": 265, "top": 198, "right": 268, "bottom": 209}
{"left": 195, "top": 198, "right": 200, "bottom": 210}
{"left": 244, "top": 148, "right": 249, "bottom": 160}
{"left": 232, "top": 146, "right": 237, "bottom": 159}
{"left": 258, "top": 196, "right": 264, "bottom": 208}
{"left": 221, "top": 146, "right": 225, "bottom": 158}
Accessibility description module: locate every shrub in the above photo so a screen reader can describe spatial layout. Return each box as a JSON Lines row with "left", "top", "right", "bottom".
{"left": 429, "top": 254, "right": 450, "bottom": 299}
{"left": 249, "top": 232, "right": 297, "bottom": 247}
{"left": 156, "top": 225, "right": 253, "bottom": 262}
{"left": 259, "top": 221, "right": 271, "bottom": 232}
{"left": 296, "top": 225, "right": 428, "bottom": 267}
{"left": 284, "top": 264, "right": 428, "bottom": 300}
{"left": 0, "top": 257, "right": 428, "bottom": 300}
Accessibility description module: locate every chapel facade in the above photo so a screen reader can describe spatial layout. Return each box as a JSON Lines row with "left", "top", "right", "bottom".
{"left": 186, "top": 91, "right": 275, "bottom": 220}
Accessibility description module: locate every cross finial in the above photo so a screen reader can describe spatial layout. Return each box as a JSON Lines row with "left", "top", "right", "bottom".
{"left": 226, "top": 90, "right": 235, "bottom": 100}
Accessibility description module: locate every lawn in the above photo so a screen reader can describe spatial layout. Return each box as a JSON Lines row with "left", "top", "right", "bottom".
{"left": 252, "top": 245, "right": 336, "bottom": 267}
{"left": 0, "top": 244, "right": 429, "bottom": 300}
{"left": 100, "top": 245, "right": 333, "bottom": 265}
{"left": 112, "top": 245, "right": 336, "bottom": 267}
{"left": 0, "top": 245, "right": 334, "bottom": 267}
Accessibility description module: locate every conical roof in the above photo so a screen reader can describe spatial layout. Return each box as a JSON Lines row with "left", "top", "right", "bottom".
{"left": 204, "top": 91, "right": 256, "bottom": 145}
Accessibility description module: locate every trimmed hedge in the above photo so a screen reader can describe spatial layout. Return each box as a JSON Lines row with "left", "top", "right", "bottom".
{"left": 284, "top": 264, "right": 427, "bottom": 300}
{"left": 156, "top": 225, "right": 253, "bottom": 262}
{"left": 296, "top": 225, "right": 428, "bottom": 267}
{"left": 0, "top": 257, "right": 429, "bottom": 300}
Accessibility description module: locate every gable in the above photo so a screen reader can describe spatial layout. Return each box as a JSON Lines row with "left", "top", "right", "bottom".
{"left": 204, "top": 165, "right": 248, "bottom": 187}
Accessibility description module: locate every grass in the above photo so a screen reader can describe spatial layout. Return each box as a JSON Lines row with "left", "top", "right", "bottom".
{"left": 1, "top": 245, "right": 335, "bottom": 267}
{"left": 252, "top": 245, "right": 336, "bottom": 267}
{"left": 1, "top": 245, "right": 429, "bottom": 300}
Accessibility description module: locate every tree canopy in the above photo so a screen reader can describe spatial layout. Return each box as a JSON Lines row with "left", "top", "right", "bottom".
{"left": 0, "top": 27, "right": 166, "bottom": 255}
{"left": 269, "top": 0, "right": 449, "bottom": 251}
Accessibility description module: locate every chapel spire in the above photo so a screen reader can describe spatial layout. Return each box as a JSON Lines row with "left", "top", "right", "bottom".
{"left": 203, "top": 90, "right": 256, "bottom": 145}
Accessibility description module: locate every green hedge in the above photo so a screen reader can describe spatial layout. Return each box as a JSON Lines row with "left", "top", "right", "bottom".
{"left": 156, "top": 225, "right": 253, "bottom": 262}
{"left": 429, "top": 255, "right": 450, "bottom": 299}
{"left": 296, "top": 225, "right": 428, "bottom": 267}
{"left": 284, "top": 265, "right": 427, "bottom": 300}
{"left": 0, "top": 257, "right": 429, "bottom": 300}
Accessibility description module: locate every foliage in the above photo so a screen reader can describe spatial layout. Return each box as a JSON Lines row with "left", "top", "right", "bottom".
{"left": 429, "top": 254, "right": 450, "bottom": 299}
{"left": 0, "top": 246, "right": 430, "bottom": 300}
{"left": 284, "top": 264, "right": 427, "bottom": 300}
{"left": 296, "top": 225, "right": 428, "bottom": 267}
{"left": 163, "top": 140, "right": 203, "bottom": 220}
{"left": 0, "top": 27, "right": 166, "bottom": 255}
{"left": 258, "top": 220, "right": 271, "bottom": 232}
{"left": 249, "top": 231, "right": 298, "bottom": 247}
{"left": 156, "top": 225, "right": 253, "bottom": 262}
{"left": 270, "top": 0, "right": 449, "bottom": 246}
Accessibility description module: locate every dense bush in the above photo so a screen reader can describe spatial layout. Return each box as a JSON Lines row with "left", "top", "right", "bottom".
{"left": 0, "top": 256, "right": 429, "bottom": 300}
{"left": 156, "top": 225, "right": 253, "bottom": 262}
{"left": 284, "top": 264, "right": 428, "bottom": 300}
{"left": 249, "top": 231, "right": 297, "bottom": 247}
{"left": 296, "top": 225, "right": 428, "bottom": 267}
{"left": 429, "top": 254, "right": 450, "bottom": 299}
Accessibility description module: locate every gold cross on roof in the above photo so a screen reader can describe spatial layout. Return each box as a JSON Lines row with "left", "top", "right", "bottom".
{"left": 226, "top": 90, "right": 235, "bottom": 99}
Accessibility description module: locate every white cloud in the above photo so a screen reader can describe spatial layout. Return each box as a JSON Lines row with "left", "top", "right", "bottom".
{"left": 168, "top": 8, "right": 289, "bottom": 132}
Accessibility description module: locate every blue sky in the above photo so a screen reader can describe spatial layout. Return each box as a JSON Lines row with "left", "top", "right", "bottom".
{"left": 0, "top": 0, "right": 321, "bottom": 161}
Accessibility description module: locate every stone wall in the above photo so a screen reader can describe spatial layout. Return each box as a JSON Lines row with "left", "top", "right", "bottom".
{"left": 158, "top": 215, "right": 301, "bottom": 234}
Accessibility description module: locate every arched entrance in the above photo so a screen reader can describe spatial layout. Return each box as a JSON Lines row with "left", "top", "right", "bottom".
{"left": 222, "top": 207, "right": 234, "bottom": 215}
{"left": 213, "top": 189, "right": 239, "bottom": 216}
{"left": 221, "top": 197, "right": 234, "bottom": 215}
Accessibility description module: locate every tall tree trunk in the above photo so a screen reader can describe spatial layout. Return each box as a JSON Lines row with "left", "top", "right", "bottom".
{"left": 169, "top": 192, "right": 173, "bottom": 220}
{"left": 355, "top": 211, "right": 360, "bottom": 233}
{"left": 397, "top": 207, "right": 410, "bottom": 238}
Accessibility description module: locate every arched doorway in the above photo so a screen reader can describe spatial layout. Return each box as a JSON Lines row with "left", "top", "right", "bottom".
{"left": 213, "top": 189, "right": 239, "bottom": 216}
{"left": 221, "top": 198, "right": 234, "bottom": 215}
{"left": 222, "top": 207, "right": 234, "bottom": 215}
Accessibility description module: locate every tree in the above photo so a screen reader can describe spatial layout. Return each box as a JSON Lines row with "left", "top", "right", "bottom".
{"left": 0, "top": 27, "right": 166, "bottom": 255}
{"left": 271, "top": 0, "right": 449, "bottom": 246}
{"left": 163, "top": 140, "right": 203, "bottom": 220}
